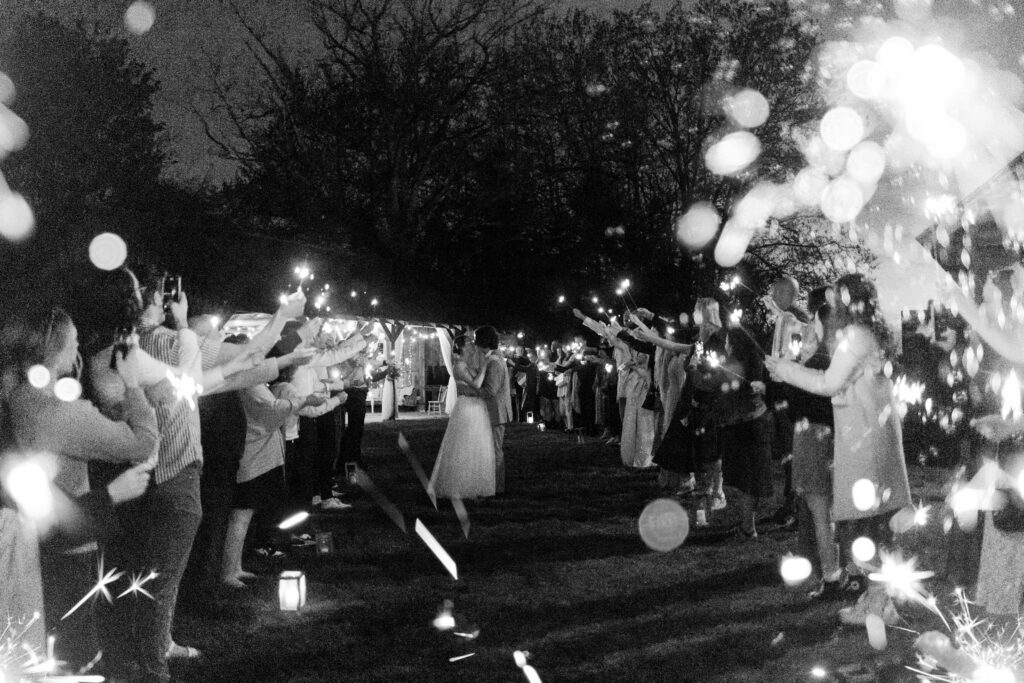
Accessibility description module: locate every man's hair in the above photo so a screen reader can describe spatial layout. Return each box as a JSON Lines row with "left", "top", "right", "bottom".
{"left": 474, "top": 325, "right": 499, "bottom": 350}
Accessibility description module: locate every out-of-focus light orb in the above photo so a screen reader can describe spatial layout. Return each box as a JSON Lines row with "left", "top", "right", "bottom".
{"left": 124, "top": 1, "right": 156, "bottom": 35}
{"left": 971, "top": 665, "right": 1016, "bottom": 683}
{"left": 820, "top": 107, "right": 865, "bottom": 152}
{"left": 724, "top": 89, "right": 770, "bottom": 128}
{"left": 556, "top": 295, "right": 565, "bottom": 304}
{"left": 912, "top": 44, "right": 965, "bottom": 97}
{"left": 820, "top": 177, "right": 864, "bottom": 223}
{"left": 513, "top": 651, "right": 528, "bottom": 668}
{"left": 713, "top": 221, "right": 753, "bottom": 268}
{"left": 925, "top": 116, "right": 967, "bottom": 160}
{"left": 705, "top": 131, "right": 761, "bottom": 176}
{"left": 0, "top": 73, "right": 15, "bottom": 104}
{"left": 27, "top": 365, "right": 50, "bottom": 388}
{"left": 865, "top": 613, "right": 888, "bottom": 651}
{"left": 793, "top": 167, "right": 828, "bottom": 206}
{"left": 4, "top": 459, "right": 53, "bottom": 520}
{"left": 675, "top": 202, "right": 721, "bottom": 250}
{"left": 852, "top": 478, "right": 878, "bottom": 511}
{"left": 780, "top": 554, "right": 813, "bottom": 586}
{"left": 852, "top": 536, "right": 877, "bottom": 562}
{"left": 53, "top": 377, "right": 82, "bottom": 402}
{"left": 846, "top": 141, "right": 886, "bottom": 184}
{"left": 88, "top": 232, "right": 128, "bottom": 271}
{"left": 810, "top": 666, "right": 828, "bottom": 679}
{"left": 846, "top": 60, "right": 886, "bottom": 99}
{"left": 0, "top": 192, "right": 34, "bottom": 242}
{"left": 876, "top": 36, "right": 915, "bottom": 71}
{"left": 637, "top": 497, "right": 690, "bottom": 552}
{"left": 0, "top": 107, "right": 30, "bottom": 158}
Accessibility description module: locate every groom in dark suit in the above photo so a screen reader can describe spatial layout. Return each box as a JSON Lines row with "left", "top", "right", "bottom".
{"left": 458, "top": 326, "right": 512, "bottom": 493}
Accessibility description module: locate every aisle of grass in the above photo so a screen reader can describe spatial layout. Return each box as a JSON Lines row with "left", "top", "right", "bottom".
{"left": 175, "top": 418, "right": 955, "bottom": 682}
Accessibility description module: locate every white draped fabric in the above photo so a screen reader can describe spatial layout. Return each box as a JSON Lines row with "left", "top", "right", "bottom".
{"left": 436, "top": 327, "right": 458, "bottom": 414}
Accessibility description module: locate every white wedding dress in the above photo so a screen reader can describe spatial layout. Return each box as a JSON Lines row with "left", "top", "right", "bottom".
{"left": 428, "top": 360, "right": 496, "bottom": 499}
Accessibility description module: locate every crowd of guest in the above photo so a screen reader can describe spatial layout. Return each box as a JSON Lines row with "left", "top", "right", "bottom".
{"left": 0, "top": 265, "right": 381, "bottom": 681}
{"left": 5, "top": 258, "right": 1024, "bottom": 681}
{"left": 515, "top": 268, "right": 1024, "bottom": 627}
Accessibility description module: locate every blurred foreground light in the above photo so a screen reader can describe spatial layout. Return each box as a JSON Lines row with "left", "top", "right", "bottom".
{"left": 53, "top": 377, "right": 82, "bottom": 402}
{"left": 88, "top": 232, "right": 128, "bottom": 271}
{"left": 4, "top": 459, "right": 53, "bottom": 520}
{"left": 724, "top": 89, "right": 770, "bottom": 128}
{"left": 793, "top": 168, "right": 829, "bottom": 206}
{"left": 820, "top": 177, "right": 865, "bottom": 224}
{"left": 876, "top": 36, "right": 915, "bottom": 71}
{"left": 0, "top": 107, "right": 29, "bottom": 157}
{"left": 124, "top": 1, "right": 156, "bottom": 35}
{"left": 852, "top": 478, "right": 878, "bottom": 511}
{"left": 278, "top": 511, "right": 309, "bottom": 530}
{"left": 846, "top": 60, "right": 886, "bottom": 99}
{"left": 675, "top": 202, "right": 721, "bottom": 250}
{"left": 779, "top": 554, "right": 813, "bottom": 586}
{"left": 713, "top": 221, "right": 753, "bottom": 268}
{"left": 852, "top": 536, "right": 877, "bottom": 563}
{"left": 0, "top": 192, "right": 34, "bottom": 242}
{"left": 705, "top": 131, "right": 761, "bottom": 176}
{"left": 27, "top": 365, "right": 50, "bottom": 388}
{"left": 820, "top": 107, "right": 865, "bottom": 152}
{"left": 638, "top": 497, "right": 690, "bottom": 552}
{"left": 846, "top": 141, "right": 886, "bottom": 185}
{"left": 0, "top": 73, "right": 15, "bottom": 104}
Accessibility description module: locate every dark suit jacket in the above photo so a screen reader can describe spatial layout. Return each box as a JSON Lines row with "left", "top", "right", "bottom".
{"left": 461, "top": 352, "right": 513, "bottom": 426}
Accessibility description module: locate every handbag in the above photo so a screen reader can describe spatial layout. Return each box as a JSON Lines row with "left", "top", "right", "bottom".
{"left": 641, "top": 386, "right": 661, "bottom": 411}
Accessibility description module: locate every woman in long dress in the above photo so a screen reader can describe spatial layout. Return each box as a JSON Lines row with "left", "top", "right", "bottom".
{"left": 428, "top": 337, "right": 496, "bottom": 500}
{"left": 767, "top": 273, "right": 911, "bottom": 626}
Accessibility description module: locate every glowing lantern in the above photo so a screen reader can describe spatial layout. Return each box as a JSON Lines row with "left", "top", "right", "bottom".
{"left": 315, "top": 532, "right": 334, "bottom": 555}
{"left": 278, "top": 570, "right": 306, "bottom": 611}
{"left": 526, "top": 412, "right": 534, "bottom": 424}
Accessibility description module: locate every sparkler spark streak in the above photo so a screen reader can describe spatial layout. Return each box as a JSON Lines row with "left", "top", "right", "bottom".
{"left": 398, "top": 432, "right": 436, "bottom": 509}
{"left": 116, "top": 570, "right": 159, "bottom": 600}
{"left": 414, "top": 519, "right": 458, "bottom": 580}
{"left": 63, "top": 556, "right": 123, "bottom": 620}
{"left": 449, "top": 653, "right": 476, "bottom": 662}
{"left": 355, "top": 469, "right": 407, "bottom": 533}
{"left": 451, "top": 496, "right": 471, "bottom": 539}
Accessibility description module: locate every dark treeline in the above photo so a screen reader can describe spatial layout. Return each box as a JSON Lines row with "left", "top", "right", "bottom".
{"left": 0, "top": 1, "right": 868, "bottom": 336}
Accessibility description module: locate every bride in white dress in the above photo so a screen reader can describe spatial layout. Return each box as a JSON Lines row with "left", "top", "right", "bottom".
{"left": 428, "top": 337, "right": 497, "bottom": 499}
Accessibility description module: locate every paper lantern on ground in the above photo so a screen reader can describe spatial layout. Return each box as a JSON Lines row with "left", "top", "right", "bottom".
{"left": 315, "top": 531, "right": 334, "bottom": 555}
{"left": 526, "top": 412, "right": 534, "bottom": 424}
{"left": 278, "top": 570, "right": 306, "bottom": 611}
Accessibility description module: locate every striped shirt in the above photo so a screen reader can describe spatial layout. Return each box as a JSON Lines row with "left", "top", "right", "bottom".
{"left": 138, "top": 323, "right": 223, "bottom": 484}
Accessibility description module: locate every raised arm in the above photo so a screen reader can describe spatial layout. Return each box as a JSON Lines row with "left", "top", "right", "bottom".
{"left": 459, "top": 358, "right": 502, "bottom": 399}
{"left": 765, "top": 327, "right": 866, "bottom": 397}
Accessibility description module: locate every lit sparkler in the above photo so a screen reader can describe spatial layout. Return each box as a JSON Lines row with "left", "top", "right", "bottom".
{"left": 116, "top": 570, "right": 159, "bottom": 600}
{"left": 63, "top": 555, "right": 124, "bottom": 620}
{"left": 398, "top": 431, "right": 436, "bottom": 510}
{"left": 1001, "top": 370, "right": 1022, "bottom": 422}
{"left": 165, "top": 369, "right": 203, "bottom": 411}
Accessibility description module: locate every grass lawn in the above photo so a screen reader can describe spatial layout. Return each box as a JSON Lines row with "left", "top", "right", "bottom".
{"left": 174, "top": 417, "right": 961, "bottom": 682}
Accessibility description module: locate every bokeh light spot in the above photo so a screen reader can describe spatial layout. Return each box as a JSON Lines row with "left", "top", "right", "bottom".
{"left": 852, "top": 478, "right": 878, "bottom": 511}
{"left": 675, "top": 202, "right": 721, "bottom": 250}
{"left": 852, "top": 536, "right": 877, "bottom": 562}
{"left": 820, "top": 107, "right": 865, "bottom": 152}
{"left": 705, "top": 131, "right": 761, "bottom": 175}
{"left": 88, "top": 232, "right": 128, "bottom": 271}
{"left": 780, "top": 555, "right": 813, "bottom": 586}
{"left": 638, "top": 498, "right": 690, "bottom": 552}
{"left": 724, "top": 89, "right": 770, "bottom": 128}
{"left": 27, "top": 365, "right": 50, "bottom": 388}
{"left": 124, "top": 1, "right": 156, "bottom": 35}
{"left": 53, "top": 377, "right": 82, "bottom": 402}
{"left": 0, "top": 192, "right": 34, "bottom": 242}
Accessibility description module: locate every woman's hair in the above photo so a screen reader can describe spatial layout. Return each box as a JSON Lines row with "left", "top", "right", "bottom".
{"left": 695, "top": 297, "right": 722, "bottom": 328}
{"left": 814, "top": 303, "right": 835, "bottom": 355}
{"left": 453, "top": 335, "right": 470, "bottom": 355}
{"left": 807, "top": 285, "right": 832, "bottom": 318}
{"left": 68, "top": 266, "right": 142, "bottom": 358}
{"left": 724, "top": 326, "right": 764, "bottom": 381}
{"left": 832, "top": 273, "right": 895, "bottom": 358}
{"left": 0, "top": 306, "right": 74, "bottom": 382}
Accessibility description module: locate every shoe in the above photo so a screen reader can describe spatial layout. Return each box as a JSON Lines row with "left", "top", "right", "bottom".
{"left": 732, "top": 525, "right": 758, "bottom": 540}
{"left": 710, "top": 493, "right": 727, "bottom": 511}
{"left": 677, "top": 473, "right": 697, "bottom": 495}
{"left": 319, "top": 497, "right": 353, "bottom": 511}
{"left": 838, "top": 587, "right": 899, "bottom": 626}
{"left": 290, "top": 534, "right": 316, "bottom": 547}
{"left": 254, "top": 547, "right": 285, "bottom": 560}
{"left": 167, "top": 642, "right": 202, "bottom": 660}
